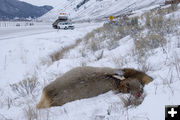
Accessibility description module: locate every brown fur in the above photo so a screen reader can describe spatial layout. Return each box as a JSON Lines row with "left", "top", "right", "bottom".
{"left": 121, "top": 68, "right": 153, "bottom": 85}
{"left": 118, "top": 78, "right": 143, "bottom": 97}
{"left": 36, "top": 66, "right": 152, "bottom": 109}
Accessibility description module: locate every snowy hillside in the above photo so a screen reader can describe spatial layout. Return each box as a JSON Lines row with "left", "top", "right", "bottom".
{"left": 0, "top": 1, "right": 180, "bottom": 120}
{"left": 39, "top": 0, "right": 165, "bottom": 21}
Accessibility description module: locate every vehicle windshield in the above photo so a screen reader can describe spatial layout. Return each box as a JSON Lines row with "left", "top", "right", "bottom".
{"left": 59, "top": 22, "right": 72, "bottom": 25}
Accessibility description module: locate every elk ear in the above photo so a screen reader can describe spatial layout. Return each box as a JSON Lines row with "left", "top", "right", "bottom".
{"left": 112, "top": 75, "right": 125, "bottom": 80}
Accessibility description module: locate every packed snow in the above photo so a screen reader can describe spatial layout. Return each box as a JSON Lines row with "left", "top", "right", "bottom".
{"left": 0, "top": 1, "right": 180, "bottom": 120}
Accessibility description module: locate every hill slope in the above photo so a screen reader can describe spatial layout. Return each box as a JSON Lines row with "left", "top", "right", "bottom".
{"left": 39, "top": 0, "right": 164, "bottom": 21}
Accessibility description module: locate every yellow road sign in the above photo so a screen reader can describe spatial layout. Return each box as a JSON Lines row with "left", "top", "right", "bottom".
{"left": 109, "top": 16, "right": 114, "bottom": 21}
{"left": 60, "top": 13, "right": 66, "bottom": 15}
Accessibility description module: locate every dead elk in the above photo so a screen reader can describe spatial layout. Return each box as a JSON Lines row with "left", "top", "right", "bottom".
{"left": 36, "top": 66, "right": 153, "bottom": 109}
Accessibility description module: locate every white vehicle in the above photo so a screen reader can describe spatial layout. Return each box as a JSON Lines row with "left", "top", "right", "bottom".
{"left": 57, "top": 22, "right": 74, "bottom": 30}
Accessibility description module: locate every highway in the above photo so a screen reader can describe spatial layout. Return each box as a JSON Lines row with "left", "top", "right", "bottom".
{"left": 0, "top": 25, "right": 54, "bottom": 41}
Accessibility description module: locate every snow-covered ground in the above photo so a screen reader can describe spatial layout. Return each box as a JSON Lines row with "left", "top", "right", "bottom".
{"left": 0, "top": 2, "right": 180, "bottom": 120}
{"left": 0, "top": 22, "right": 105, "bottom": 119}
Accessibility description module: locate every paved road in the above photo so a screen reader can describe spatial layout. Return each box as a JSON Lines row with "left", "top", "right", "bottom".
{"left": 0, "top": 25, "right": 54, "bottom": 40}
{"left": 0, "top": 22, "right": 101, "bottom": 41}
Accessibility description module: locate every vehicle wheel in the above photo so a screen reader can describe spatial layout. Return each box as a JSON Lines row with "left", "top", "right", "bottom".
{"left": 64, "top": 27, "right": 68, "bottom": 30}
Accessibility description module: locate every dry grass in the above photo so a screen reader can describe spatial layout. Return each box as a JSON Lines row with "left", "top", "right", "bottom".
{"left": 7, "top": 97, "right": 13, "bottom": 109}
{"left": 138, "top": 61, "right": 153, "bottom": 73}
{"left": 107, "top": 102, "right": 124, "bottom": 116}
{"left": 79, "top": 47, "right": 87, "bottom": 58}
{"left": 134, "top": 33, "right": 167, "bottom": 57}
{"left": 23, "top": 104, "right": 51, "bottom": 120}
{"left": 160, "top": 72, "right": 175, "bottom": 95}
{"left": 24, "top": 105, "right": 38, "bottom": 120}
{"left": 84, "top": 31, "right": 95, "bottom": 41}
{"left": 172, "top": 53, "right": 180, "bottom": 79}
{"left": 131, "top": 7, "right": 180, "bottom": 73}
{"left": 50, "top": 39, "right": 82, "bottom": 62}
{"left": 89, "top": 39, "right": 101, "bottom": 52}
{"left": 80, "top": 16, "right": 142, "bottom": 53}
{"left": 144, "top": 7, "right": 179, "bottom": 35}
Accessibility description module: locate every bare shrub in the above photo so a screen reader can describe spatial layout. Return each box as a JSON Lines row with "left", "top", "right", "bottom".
{"left": 96, "top": 50, "right": 104, "bottom": 61}
{"left": 10, "top": 75, "right": 39, "bottom": 97}
{"left": 137, "top": 59, "right": 153, "bottom": 73}
{"left": 112, "top": 55, "right": 127, "bottom": 68}
{"left": 89, "top": 39, "right": 101, "bottom": 52}
{"left": 160, "top": 72, "right": 174, "bottom": 95}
